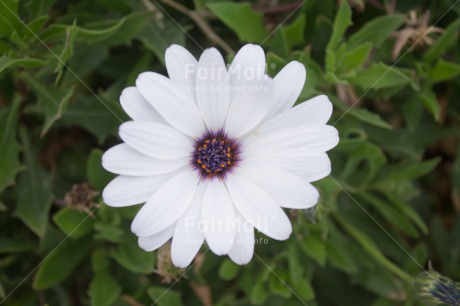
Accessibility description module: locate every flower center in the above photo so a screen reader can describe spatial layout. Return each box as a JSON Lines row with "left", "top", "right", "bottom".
{"left": 192, "top": 131, "right": 239, "bottom": 179}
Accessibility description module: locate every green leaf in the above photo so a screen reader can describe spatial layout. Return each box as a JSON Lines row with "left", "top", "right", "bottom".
{"left": 76, "top": 18, "right": 126, "bottom": 44}
{"left": 326, "top": 239, "right": 358, "bottom": 274}
{"left": 140, "top": 19, "right": 185, "bottom": 65}
{"left": 32, "top": 235, "right": 92, "bottom": 289}
{"left": 348, "top": 15, "right": 405, "bottom": 50}
{"left": 0, "top": 238, "right": 37, "bottom": 253}
{"left": 428, "top": 59, "right": 460, "bottom": 83}
{"left": 21, "top": 74, "right": 74, "bottom": 136}
{"left": 87, "top": 149, "right": 114, "bottom": 191}
{"left": 424, "top": 19, "right": 460, "bottom": 63}
{"left": 375, "top": 157, "right": 441, "bottom": 183}
{"left": 419, "top": 87, "right": 440, "bottom": 121}
{"left": 340, "top": 42, "right": 372, "bottom": 72}
{"left": 288, "top": 243, "right": 303, "bottom": 282}
{"left": 359, "top": 193, "right": 419, "bottom": 238}
{"left": 218, "top": 259, "right": 240, "bottom": 280}
{"left": 346, "top": 63, "right": 410, "bottom": 89}
{"left": 270, "top": 28, "right": 290, "bottom": 59}
{"left": 292, "top": 278, "right": 315, "bottom": 301}
{"left": 89, "top": 249, "right": 121, "bottom": 306}
{"left": 112, "top": 235, "right": 155, "bottom": 274}
{"left": 250, "top": 275, "right": 269, "bottom": 305}
{"left": 207, "top": 2, "right": 268, "bottom": 43}
{"left": 300, "top": 235, "right": 327, "bottom": 266}
{"left": 268, "top": 271, "right": 291, "bottom": 298}
{"left": 0, "top": 0, "right": 23, "bottom": 37}
{"left": 0, "top": 56, "right": 44, "bottom": 74}
{"left": 283, "top": 14, "right": 306, "bottom": 48}
{"left": 0, "top": 98, "right": 24, "bottom": 193}
{"left": 53, "top": 207, "right": 94, "bottom": 239}
{"left": 28, "top": 0, "right": 57, "bottom": 19}
{"left": 148, "top": 286, "right": 184, "bottom": 306}
{"left": 335, "top": 216, "right": 414, "bottom": 284}
{"left": 60, "top": 94, "right": 121, "bottom": 145}
{"left": 54, "top": 23, "right": 79, "bottom": 83}
{"left": 347, "top": 108, "right": 392, "bottom": 130}
{"left": 326, "top": 1, "right": 352, "bottom": 53}
{"left": 15, "top": 129, "right": 53, "bottom": 237}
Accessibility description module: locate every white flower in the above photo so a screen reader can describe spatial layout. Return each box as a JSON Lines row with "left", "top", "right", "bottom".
{"left": 102, "top": 44, "right": 339, "bottom": 268}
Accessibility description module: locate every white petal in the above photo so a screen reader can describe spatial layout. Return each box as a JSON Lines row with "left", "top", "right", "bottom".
{"left": 119, "top": 121, "right": 193, "bottom": 160}
{"left": 138, "top": 224, "right": 175, "bottom": 252}
{"left": 237, "top": 166, "right": 319, "bottom": 209}
{"left": 243, "top": 149, "right": 331, "bottom": 182}
{"left": 228, "top": 44, "right": 266, "bottom": 102}
{"left": 131, "top": 170, "right": 198, "bottom": 236}
{"left": 228, "top": 215, "right": 254, "bottom": 265}
{"left": 136, "top": 72, "right": 204, "bottom": 137}
{"left": 196, "top": 48, "right": 230, "bottom": 131}
{"left": 226, "top": 174, "right": 292, "bottom": 240}
{"left": 102, "top": 173, "right": 174, "bottom": 207}
{"left": 120, "top": 87, "right": 165, "bottom": 123}
{"left": 165, "top": 44, "right": 198, "bottom": 102}
{"left": 245, "top": 125, "right": 339, "bottom": 153}
{"left": 249, "top": 95, "right": 333, "bottom": 137}
{"left": 102, "top": 144, "right": 188, "bottom": 176}
{"left": 266, "top": 61, "right": 306, "bottom": 120}
{"left": 225, "top": 77, "right": 273, "bottom": 138}
{"left": 201, "top": 180, "right": 235, "bottom": 255}
{"left": 171, "top": 183, "right": 206, "bottom": 268}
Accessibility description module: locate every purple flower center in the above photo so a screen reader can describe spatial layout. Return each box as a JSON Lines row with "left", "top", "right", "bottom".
{"left": 192, "top": 131, "right": 240, "bottom": 180}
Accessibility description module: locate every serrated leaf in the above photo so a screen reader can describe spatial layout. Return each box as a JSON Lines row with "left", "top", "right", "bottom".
{"left": 348, "top": 15, "right": 405, "bottom": 50}
{"left": 53, "top": 207, "right": 94, "bottom": 238}
{"left": 148, "top": 286, "right": 183, "bottom": 306}
{"left": 32, "top": 235, "right": 92, "bottom": 289}
{"left": 0, "top": 98, "right": 24, "bottom": 193}
{"left": 22, "top": 75, "right": 75, "bottom": 136}
{"left": 76, "top": 18, "right": 126, "bottom": 44}
{"left": 346, "top": 63, "right": 410, "bottom": 89}
{"left": 207, "top": 2, "right": 268, "bottom": 43}
{"left": 15, "top": 129, "right": 53, "bottom": 237}
{"left": 54, "top": 23, "right": 78, "bottom": 83}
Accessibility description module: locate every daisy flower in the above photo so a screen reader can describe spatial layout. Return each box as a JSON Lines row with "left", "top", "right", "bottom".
{"left": 102, "top": 44, "right": 339, "bottom": 268}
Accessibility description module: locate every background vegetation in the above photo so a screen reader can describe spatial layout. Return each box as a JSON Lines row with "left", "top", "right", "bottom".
{"left": 0, "top": 0, "right": 459, "bottom": 305}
